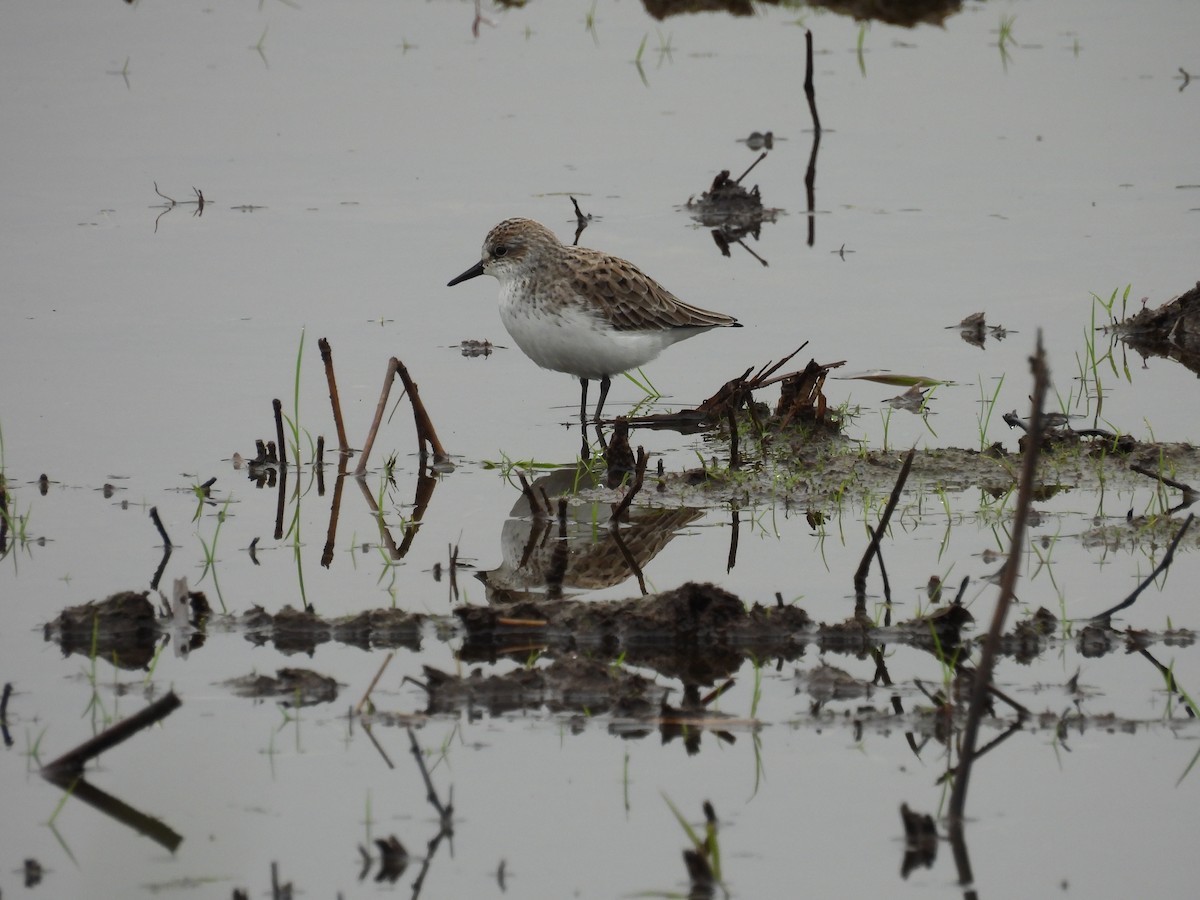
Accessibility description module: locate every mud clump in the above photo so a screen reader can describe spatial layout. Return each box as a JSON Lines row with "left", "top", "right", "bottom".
{"left": 44, "top": 591, "right": 160, "bottom": 670}
{"left": 224, "top": 668, "right": 340, "bottom": 706}
{"left": 1112, "top": 281, "right": 1200, "bottom": 377}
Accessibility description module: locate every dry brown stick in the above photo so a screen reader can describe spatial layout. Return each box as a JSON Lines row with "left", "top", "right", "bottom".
{"left": 395, "top": 360, "right": 450, "bottom": 464}
{"left": 355, "top": 358, "right": 400, "bottom": 477}
{"left": 755, "top": 358, "right": 845, "bottom": 394}
{"left": 321, "top": 452, "right": 349, "bottom": 568}
{"left": 42, "top": 691, "right": 182, "bottom": 776}
{"left": 395, "top": 470, "right": 438, "bottom": 559}
{"left": 749, "top": 343, "right": 808, "bottom": 385}
{"left": 355, "top": 651, "right": 395, "bottom": 716}
{"left": 318, "top": 338, "right": 351, "bottom": 455}
{"left": 853, "top": 447, "right": 916, "bottom": 613}
{"left": 948, "top": 333, "right": 1049, "bottom": 843}
{"left": 354, "top": 474, "right": 400, "bottom": 559}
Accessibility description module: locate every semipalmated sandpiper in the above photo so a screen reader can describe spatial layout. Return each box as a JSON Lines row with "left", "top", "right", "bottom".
{"left": 448, "top": 218, "right": 741, "bottom": 421}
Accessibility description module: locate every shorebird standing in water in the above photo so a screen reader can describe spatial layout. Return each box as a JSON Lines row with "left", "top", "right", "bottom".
{"left": 448, "top": 218, "right": 741, "bottom": 421}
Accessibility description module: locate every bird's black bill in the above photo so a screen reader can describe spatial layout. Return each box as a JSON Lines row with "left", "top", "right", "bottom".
{"left": 447, "top": 260, "right": 485, "bottom": 286}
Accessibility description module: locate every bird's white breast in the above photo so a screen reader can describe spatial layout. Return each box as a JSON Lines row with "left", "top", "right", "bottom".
{"left": 497, "top": 279, "right": 682, "bottom": 380}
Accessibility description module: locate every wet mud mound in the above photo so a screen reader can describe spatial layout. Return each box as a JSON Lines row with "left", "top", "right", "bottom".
{"left": 1113, "top": 281, "right": 1200, "bottom": 377}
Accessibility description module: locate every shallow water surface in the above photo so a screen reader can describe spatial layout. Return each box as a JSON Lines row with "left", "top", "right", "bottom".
{"left": 2, "top": 1, "right": 1199, "bottom": 898}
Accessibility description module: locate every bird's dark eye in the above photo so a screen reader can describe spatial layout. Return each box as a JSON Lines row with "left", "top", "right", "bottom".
{"left": 493, "top": 245, "right": 508, "bottom": 258}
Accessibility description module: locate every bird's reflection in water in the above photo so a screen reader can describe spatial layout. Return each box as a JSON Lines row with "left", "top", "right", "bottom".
{"left": 478, "top": 466, "right": 702, "bottom": 603}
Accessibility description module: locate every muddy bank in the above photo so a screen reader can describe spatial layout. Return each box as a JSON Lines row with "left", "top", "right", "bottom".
{"left": 1113, "top": 281, "right": 1200, "bottom": 377}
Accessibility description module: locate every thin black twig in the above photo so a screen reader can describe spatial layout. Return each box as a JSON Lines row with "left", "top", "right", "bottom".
{"left": 0, "top": 682, "right": 12, "bottom": 747}
{"left": 610, "top": 447, "right": 648, "bottom": 524}
{"left": 609, "top": 524, "right": 648, "bottom": 596}
{"left": 727, "top": 507, "right": 740, "bottom": 573}
{"left": 1091, "top": 513, "right": 1194, "bottom": 622}
{"left": 734, "top": 151, "right": 767, "bottom": 185}
{"left": 803, "top": 30, "right": 821, "bottom": 135}
{"left": 1130, "top": 463, "right": 1196, "bottom": 501}
{"left": 148, "top": 506, "right": 172, "bottom": 547}
{"left": 1133, "top": 645, "right": 1196, "bottom": 718}
{"left": 0, "top": 474, "right": 8, "bottom": 553}
{"left": 726, "top": 402, "right": 739, "bottom": 469}
{"left": 406, "top": 726, "right": 452, "bottom": 823}
{"left": 42, "top": 692, "right": 182, "bottom": 776}
{"left": 570, "top": 196, "right": 591, "bottom": 245}
{"left": 273, "top": 398, "right": 287, "bottom": 473}
{"left": 853, "top": 448, "right": 915, "bottom": 613}
{"left": 803, "top": 29, "right": 822, "bottom": 247}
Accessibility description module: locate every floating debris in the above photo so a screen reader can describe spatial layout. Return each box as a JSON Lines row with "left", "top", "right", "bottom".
{"left": 24, "top": 858, "right": 44, "bottom": 889}
{"left": 951, "top": 311, "right": 1011, "bottom": 348}
{"left": 899, "top": 804, "right": 938, "bottom": 878}
{"left": 886, "top": 383, "right": 932, "bottom": 413}
{"left": 223, "top": 668, "right": 341, "bottom": 707}
{"left": 459, "top": 339, "right": 495, "bottom": 358}
{"left": 737, "top": 130, "right": 775, "bottom": 150}
{"left": 685, "top": 152, "right": 781, "bottom": 242}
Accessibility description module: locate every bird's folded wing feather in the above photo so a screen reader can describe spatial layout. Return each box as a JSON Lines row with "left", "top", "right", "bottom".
{"left": 568, "top": 254, "right": 737, "bottom": 331}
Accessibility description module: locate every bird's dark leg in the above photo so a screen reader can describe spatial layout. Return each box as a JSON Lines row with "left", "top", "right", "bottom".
{"left": 594, "top": 375, "right": 612, "bottom": 423}
{"left": 579, "top": 377, "right": 590, "bottom": 423}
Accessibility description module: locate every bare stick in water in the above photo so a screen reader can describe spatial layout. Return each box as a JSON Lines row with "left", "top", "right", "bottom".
{"left": 947, "top": 333, "right": 1050, "bottom": 889}
{"left": 318, "top": 338, "right": 350, "bottom": 454}
{"left": 42, "top": 691, "right": 182, "bottom": 776}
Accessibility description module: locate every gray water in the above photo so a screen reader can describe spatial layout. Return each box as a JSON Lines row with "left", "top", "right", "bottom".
{"left": 2, "top": 2, "right": 1199, "bottom": 898}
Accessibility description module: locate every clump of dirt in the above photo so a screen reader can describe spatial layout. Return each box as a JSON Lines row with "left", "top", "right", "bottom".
{"left": 44, "top": 593, "right": 427, "bottom": 665}
{"left": 44, "top": 592, "right": 162, "bottom": 670}
{"left": 412, "top": 657, "right": 669, "bottom": 718}
{"left": 1111, "top": 281, "right": 1200, "bottom": 377}
{"left": 651, "top": 438, "right": 1200, "bottom": 512}
{"left": 223, "top": 668, "right": 341, "bottom": 706}
{"left": 642, "top": 1, "right": 963, "bottom": 28}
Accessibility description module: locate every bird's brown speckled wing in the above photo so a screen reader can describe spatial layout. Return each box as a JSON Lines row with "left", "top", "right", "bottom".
{"left": 566, "top": 251, "right": 738, "bottom": 332}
